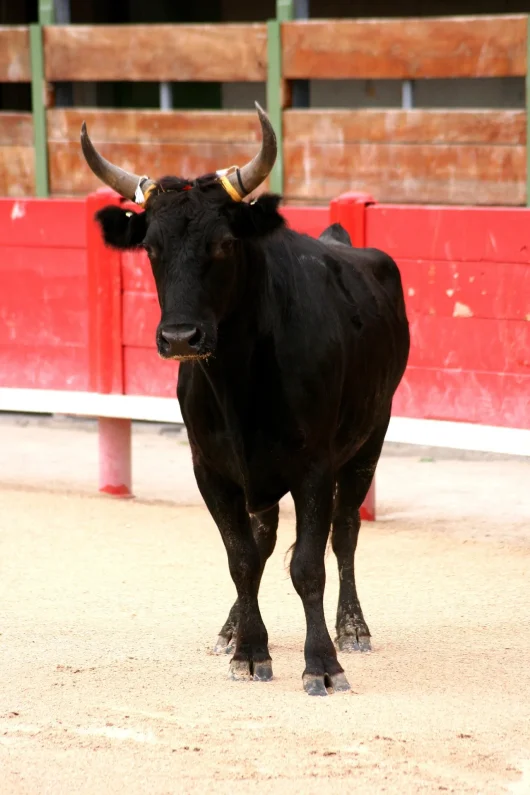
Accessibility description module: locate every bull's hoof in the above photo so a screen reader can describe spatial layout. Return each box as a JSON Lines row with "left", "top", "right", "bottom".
{"left": 229, "top": 659, "right": 252, "bottom": 681}
{"left": 229, "top": 658, "right": 273, "bottom": 682}
{"left": 303, "top": 674, "right": 329, "bottom": 696}
{"left": 336, "top": 631, "right": 372, "bottom": 653}
{"left": 303, "top": 671, "right": 351, "bottom": 696}
{"left": 328, "top": 671, "right": 351, "bottom": 692}
{"left": 213, "top": 634, "right": 235, "bottom": 655}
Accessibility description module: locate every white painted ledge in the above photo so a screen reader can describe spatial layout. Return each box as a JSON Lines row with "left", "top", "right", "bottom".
{"left": 0, "top": 388, "right": 528, "bottom": 457}
{"left": 0, "top": 388, "right": 183, "bottom": 424}
{"left": 386, "top": 417, "right": 530, "bottom": 458}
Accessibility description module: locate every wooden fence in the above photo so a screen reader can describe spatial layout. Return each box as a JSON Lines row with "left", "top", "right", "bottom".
{"left": 0, "top": 14, "right": 528, "bottom": 205}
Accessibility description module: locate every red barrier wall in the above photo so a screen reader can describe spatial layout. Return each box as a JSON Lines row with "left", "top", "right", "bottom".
{"left": 366, "top": 205, "right": 530, "bottom": 429}
{"left": 1, "top": 192, "right": 528, "bottom": 431}
{"left": 0, "top": 197, "right": 89, "bottom": 391}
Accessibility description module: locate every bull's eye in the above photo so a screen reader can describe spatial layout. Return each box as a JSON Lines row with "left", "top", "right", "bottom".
{"left": 212, "top": 235, "right": 235, "bottom": 260}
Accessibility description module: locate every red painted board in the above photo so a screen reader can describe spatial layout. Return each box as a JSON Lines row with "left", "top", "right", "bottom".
{"left": 367, "top": 205, "right": 530, "bottom": 264}
{"left": 122, "top": 292, "right": 158, "bottom": 349}
{"left": 122, "top": 250, "right": 153, "bottom": 294}
{"left": 393, "top": 367, "right": 530, "bottom": 429}
{"left": 87, "top": 190, "right": 123, "bottom": 394}
{"left": 407, "top": 315, "right": 530, "bottom": 375}
{"left": 398, "top": 259, "right": 530, "bottom": 321}
{"left": 0, "top": 197, "right": 86, "bottom": 249}
{"left": 282, "top": 206, "right": 330, "bottom": 238}
{"left": 0, "top": 346, "right": 89, "bottom": 391}
{"left": 123, "top": 346, "right": 179, "bottom": 398}
{"left": 0, "top": 247, "right": 88, "bottom": 347}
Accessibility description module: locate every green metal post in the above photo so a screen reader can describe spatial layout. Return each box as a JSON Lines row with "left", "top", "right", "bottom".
{"left": 39, "top": 0, "right": 55, "bottom": 25}
{"left": 267, "top": 0, "right": 294, "bottom": 195}
{"left": 30, "top": 1, "right": 55, "bottom": 197}
{"left": 30, "top": 24, "right": 49, "bottom": 197}
{"left": 527, "top": 16, "right": 530, "bottom": 206}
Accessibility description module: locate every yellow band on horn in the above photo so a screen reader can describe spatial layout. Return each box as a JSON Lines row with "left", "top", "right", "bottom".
{"left": 142, "top": 183, "right": 158, "bottom": 206}
{"left": 219, "top": 174, "right": 243, "bottom": 203}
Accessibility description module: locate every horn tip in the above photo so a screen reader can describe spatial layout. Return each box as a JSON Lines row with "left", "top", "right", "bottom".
{"left": 80, "top": 121, "right": 87, "bottom": 138}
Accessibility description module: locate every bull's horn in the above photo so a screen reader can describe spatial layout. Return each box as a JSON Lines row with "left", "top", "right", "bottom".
{"left": 80, "top": 122, "right": 156, "bottom": 203}
{"left": 222, "top": 102, "right": 277, "bottom": 199}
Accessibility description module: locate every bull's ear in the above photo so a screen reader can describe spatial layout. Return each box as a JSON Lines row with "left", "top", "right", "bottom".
{"left": 226, "top": 193, "right": 285, "bottom": 239}
{"left": 95, "top": 206, "right": 147, "bottom": 249}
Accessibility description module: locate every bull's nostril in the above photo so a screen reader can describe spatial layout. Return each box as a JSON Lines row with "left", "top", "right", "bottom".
{"left": 188, "top": 329, "right": 202, "bottom": 348}
{"left": 159, "top": 332, "right": 172, "bottom": 353}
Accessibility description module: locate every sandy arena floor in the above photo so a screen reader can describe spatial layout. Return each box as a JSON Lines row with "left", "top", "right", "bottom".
{"left": 0, "top": 418, "right": 529, "bottom": 794}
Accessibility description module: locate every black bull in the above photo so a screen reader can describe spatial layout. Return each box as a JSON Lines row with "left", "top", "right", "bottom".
{"left": 95, "top": 180, "right": 410, "bottom": 695}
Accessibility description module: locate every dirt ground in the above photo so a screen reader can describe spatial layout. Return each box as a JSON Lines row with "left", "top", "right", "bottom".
{"left": 1, "top": 417, "right": 529, "bottom": 794}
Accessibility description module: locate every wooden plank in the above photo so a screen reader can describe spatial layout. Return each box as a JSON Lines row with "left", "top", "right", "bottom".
{"left": 48, "top": 141, "right": 264, "bottom": 195}
{"left": 44, "top": 24, "right": 267, "bottom": 82}
{"left": 0, "top": 27, "right": 31, "bottom": 82}
{"left": 398, "top": 260, "right": 530, "bottom": 322}
{"left": 366, "top": 205, "right": 530, "bottom": 264}
{"left": 284, "top": 109, "right": 526, "bottom": 146}
{"left": 47, "top": 109, "right": 263, "bottom": 144}
{"left": 124, "top": 347, "right": 179, "bottom": 399}
{"left": 282, "top": 16, "right": 527, "bottom": 80}
{"left": 0, "top": 198, "right": 85, "bottom": 248}
{"left": 393, "top": 368, "right": 530, "bottom": 430}
{"left": 0, "top": 147, "right": 35, "bottom": 197}
{"left": 0, "top": 114, "right": 33, "bottom": 146}
{"left": 283, "top": 142, "right": 526, "bottom": 205}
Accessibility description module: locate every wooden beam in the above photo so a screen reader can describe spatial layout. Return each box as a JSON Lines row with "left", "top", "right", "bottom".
{"left": 48, "top": 141, "right": 263, "bottom": 195}
{"left": 47, "top": 109, "right": 262, "bottom": 143}
{"left": 44, "top": 24, "right": 267, "bottom": 82}
{"left": 0, "top": 146, "right": 35, "bottom": 196}
{"left": 283, "top": 142, "right": 525, "bottom": 205}
{"left": 282, "top": 15, "right": 527, "bottom": 79}
{"left": 0, "top": 27, "right": 31, "bottom": 82}
{"left": 284, "top": 109, "right": 526, "bottom": 145}
{"left": 0, "top": 113, "right": 33, "bottom": 146}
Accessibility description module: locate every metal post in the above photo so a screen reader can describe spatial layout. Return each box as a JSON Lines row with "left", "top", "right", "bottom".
{"left": 267, "top": 18, "right": 284, "bottom": 195}
{"left": 53, "top": 0, "right": 73, "bottom": 107}
{"left": 39, "top": 0, "right": 55, "bottom": 25}
{"left": 402, "top": 80, "right": 414, "bottom": 110}
{"left": 292, "top": 0, "right": 310, "bottom": 108}
{"left": 526, "top": 16, "right": 530, "bottom": 206}
{"left": 29, "top": 23, "right": 49, "bottom": 197}
{"left": 267, "top": 0, "right": 294, "bottom": 194}
{"left": 159, "top": 82, "right": 173, "bottom": 110}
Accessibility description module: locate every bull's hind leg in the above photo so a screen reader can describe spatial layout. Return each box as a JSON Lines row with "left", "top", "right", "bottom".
{"left": 194, "top": 463, "right": 273, "bottom": 682}
{"left": 214, "top": 504, "right": 279, "bottom": 655}
{"left": 332, "top": 421, "right": 389, "bottom": 653}
{"left": 290, "top": 465, "right": 350, "bottom": 696}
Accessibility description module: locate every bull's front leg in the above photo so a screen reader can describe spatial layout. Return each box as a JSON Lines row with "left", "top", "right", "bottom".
{"left": 194, "top": 463, "right": 273, "bottom": 682}
{"left": 290, "top": 465, "right": 351, "bottom": 696}
{"left": 214, "top": 504, "right": 279, "bottom": 655}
